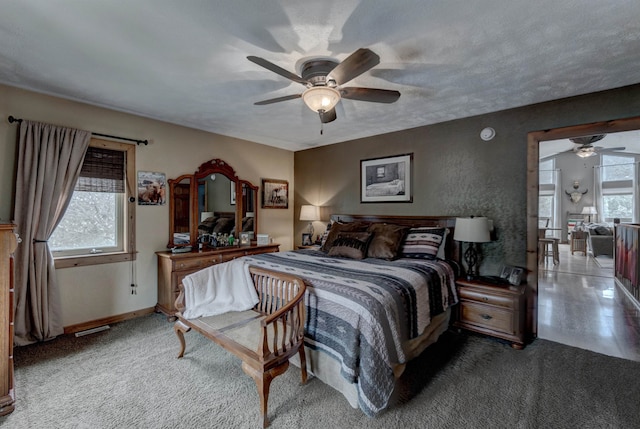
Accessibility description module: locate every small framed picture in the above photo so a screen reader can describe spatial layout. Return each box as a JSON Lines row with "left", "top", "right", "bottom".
{"left": 240, "top": 232, "right": 250, "bottom": 246}
{"left": 508, "top": 267, "right": 524, "bottom": 286}
{"left": 499, "top": 265, "right": 512, "bottom": 280}
{"left": 302, "top": 233, "right": 313, "bottom": 246}
{"left": 499, "top": 265, "right": 523, "bottom": 286}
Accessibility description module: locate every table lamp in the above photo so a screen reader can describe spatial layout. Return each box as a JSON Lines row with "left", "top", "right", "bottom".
{"left": 299, "top": 205, "right": 320, "bottom": 237}
{"left": 454, "top": 216, "right": 492, "bottom": 279}
{"left": 581, "top": 206, "right": 597, "bottom": 223}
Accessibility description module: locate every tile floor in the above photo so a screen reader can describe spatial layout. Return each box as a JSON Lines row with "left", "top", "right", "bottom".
{"left": 538, "top": 244, "right": 640, "bottom": 361}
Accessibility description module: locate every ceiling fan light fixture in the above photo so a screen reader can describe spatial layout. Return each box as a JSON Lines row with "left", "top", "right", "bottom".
{"left": 302, "top": 86, "right": 340, "bottom": 113}
{"left": 576, "top": 147, "right": 596, "bottom": 158}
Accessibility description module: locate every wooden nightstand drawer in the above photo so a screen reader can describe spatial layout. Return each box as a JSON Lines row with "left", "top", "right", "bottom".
{"left": 459, "top": 301, "right": 515, "bottom": 335}
{"left": 458, "top": 288, "right": 516, "bottom": 309}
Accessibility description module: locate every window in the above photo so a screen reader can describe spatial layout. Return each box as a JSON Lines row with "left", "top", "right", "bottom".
{"left": 538, "top": 158, "right": 558, "bottom": 235}
{"left": 538, "top": 159, "right": 555, "bottom": 185}
{"left": 602, "top": 193, "right": 633, "bottom": 222}
{"left": 50, "top": 139, "right": 136, "bottom": 268}
{"left": 600, "top": 154, "right": 635, "bottom": 222}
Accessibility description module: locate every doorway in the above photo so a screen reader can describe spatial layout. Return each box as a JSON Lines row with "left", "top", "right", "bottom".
{"left": 526, "top": 116, "right": 640, "bottom": 359}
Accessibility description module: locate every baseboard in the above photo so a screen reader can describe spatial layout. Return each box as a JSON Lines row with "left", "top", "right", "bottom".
{"left": 63, "top": 307, "right": 156, "bottom": 335}
{"left": 614, "top": 277, "right": 640, "bottom": 313}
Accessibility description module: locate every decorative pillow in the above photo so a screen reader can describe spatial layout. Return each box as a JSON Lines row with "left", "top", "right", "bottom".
{"left": 366, "top": 223, "right": 410, "bottom": 260}
{"left": 328, "top": 232, "right": 373, "bottom": 260}
{"left": 321, "top": 221, "right": 369, "bottom": 252}
{"left": 401, "top": 227, "right": 448, "bottom": 260}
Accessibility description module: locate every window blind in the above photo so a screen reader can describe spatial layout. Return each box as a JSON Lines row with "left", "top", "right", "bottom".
{"left": 76, "top": 146, "right": 125, "bottom": 193}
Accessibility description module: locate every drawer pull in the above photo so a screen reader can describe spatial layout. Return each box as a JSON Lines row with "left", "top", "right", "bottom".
{"left": 481, "top": 314, "right": 493, "bottom": 320}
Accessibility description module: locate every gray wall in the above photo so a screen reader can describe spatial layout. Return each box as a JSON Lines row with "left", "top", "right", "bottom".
{"left": 294, "top": 84, "right": 640, "bottom": 275}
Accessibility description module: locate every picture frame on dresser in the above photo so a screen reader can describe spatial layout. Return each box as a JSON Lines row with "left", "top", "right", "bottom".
{"left": 302, "top": 233, "right": 312, "bottom": 246}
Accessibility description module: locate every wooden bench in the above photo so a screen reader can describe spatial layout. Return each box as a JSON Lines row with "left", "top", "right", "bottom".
{"left": 173, "top": 266, "right": 307, "bottom": 428}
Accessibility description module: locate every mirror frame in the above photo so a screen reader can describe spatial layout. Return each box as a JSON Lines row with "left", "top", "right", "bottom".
{"left": 167, "top": 158, "right": 258, "bottom": 248}
{"left": 167, "top": 174, "right": 194, "bottom": 248}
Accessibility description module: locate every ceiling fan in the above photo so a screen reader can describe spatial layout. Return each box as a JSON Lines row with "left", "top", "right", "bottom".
{"left": 569, "top": 135, "right": 625, "bottom": 158}
{"left": 247, "top": 48, "right": 400, "bottom": 124}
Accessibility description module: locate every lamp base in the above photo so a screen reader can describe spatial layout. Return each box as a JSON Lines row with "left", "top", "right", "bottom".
{"left": 464, "top": 242, "right": 479, "bottom": 279}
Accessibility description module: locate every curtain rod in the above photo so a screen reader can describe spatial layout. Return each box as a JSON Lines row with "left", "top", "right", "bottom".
{"left": 7, "top": 115, "right": 148, "bottom": 146}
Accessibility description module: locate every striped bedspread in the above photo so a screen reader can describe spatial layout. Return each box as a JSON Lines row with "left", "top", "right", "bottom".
{"left": 242, "top": 249, "right": 458, "bottom": 416}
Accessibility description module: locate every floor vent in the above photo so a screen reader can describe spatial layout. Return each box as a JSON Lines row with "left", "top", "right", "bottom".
{"left": 74, "top": 325, "right": 110, "bottom": 337}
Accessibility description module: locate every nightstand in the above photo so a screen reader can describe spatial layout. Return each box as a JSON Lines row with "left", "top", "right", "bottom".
{"left": 454, "top": 278, "right": 526, "bottom": 349}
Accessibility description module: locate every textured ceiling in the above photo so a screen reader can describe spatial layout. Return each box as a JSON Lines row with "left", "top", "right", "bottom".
{"left": 1, "top": 0, "right": 640, "bottom": 151}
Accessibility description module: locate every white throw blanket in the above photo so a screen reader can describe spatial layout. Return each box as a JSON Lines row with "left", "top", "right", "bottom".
{"left": 181, "top": 259, "right": 258, "bottom": 319}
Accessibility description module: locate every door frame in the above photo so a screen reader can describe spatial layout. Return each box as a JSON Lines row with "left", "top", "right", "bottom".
{"left": 526, "top": 116, "right": 640, "bottom": 338}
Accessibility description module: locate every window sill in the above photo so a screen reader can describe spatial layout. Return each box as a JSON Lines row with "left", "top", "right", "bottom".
{"left": 54, "top": 251, "right": 137, "bottom": 269}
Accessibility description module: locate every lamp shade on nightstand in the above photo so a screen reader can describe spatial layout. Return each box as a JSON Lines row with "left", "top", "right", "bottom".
{"left": 300, "top": 205, "right": 320, "bottom": 237}
{"left": 453, "top": 217, "right": 491, "bottom": 243}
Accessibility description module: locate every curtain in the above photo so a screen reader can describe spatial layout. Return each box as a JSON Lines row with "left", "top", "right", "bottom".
{"left": 594, "top": 165, "right": 603, "bottom": 222}
{"left": 13, "top": 120, "right": 91, "bottom": 346}
{"left": 552, "top": 168, "right": 562, "bottom": 240}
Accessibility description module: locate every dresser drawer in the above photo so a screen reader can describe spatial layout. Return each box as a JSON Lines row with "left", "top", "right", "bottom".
{"left": 458, "top": 288, "right": 517, "bottom": 310}
{"left": 173, "top": 254, "right": 222, "bottom": 271}
{"left": 459, "top": 301, "right": 516, "bottom": 335}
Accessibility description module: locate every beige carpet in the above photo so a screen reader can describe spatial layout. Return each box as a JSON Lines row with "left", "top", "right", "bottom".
{"left": 4, "top": 313, "right": 640, "bottom": 428}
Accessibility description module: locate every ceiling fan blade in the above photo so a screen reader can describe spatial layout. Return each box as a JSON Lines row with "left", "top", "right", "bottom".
{"left": 254, "top": 94, "right": 302, "bottom": 105}
{"left": 598, "top": 146, "right": 626, "bottom": 152}
{"left": 319, "top": 108, "right": 337, "bottom": 123}
{"left": 327, "top": 48, "right": 380, "bottom": 85}
{"left": 340, "top": 87, "right": 401, "bottom": 103}
{"left": 247, "top": 56, "right": 308, "bottom": 86}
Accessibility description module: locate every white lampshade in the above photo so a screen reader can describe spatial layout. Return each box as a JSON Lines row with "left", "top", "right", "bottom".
{"left": 581, "top": 206, "right": 597, "bottom": 215}
{"left": 200, "top": 211, "right": 214, "bottom": 222}
{"left": 301, "top": 87, "right": 340, "bottom": 113}
{"left": 299, "top": 205, "right": 320, "bottom": 221}
{"left": 454, "top": 217, "right": 491, "bottom": 243}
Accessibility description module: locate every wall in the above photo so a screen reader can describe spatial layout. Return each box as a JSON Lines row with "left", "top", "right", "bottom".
{"left": 0, "top": 84, "right": 294, "bottom": 327}
{"left": 294, "top": 84, "right": 640, "bottom": 275}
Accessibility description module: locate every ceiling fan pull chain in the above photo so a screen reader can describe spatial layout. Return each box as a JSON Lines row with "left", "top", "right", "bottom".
{"left": 320, "top": 122, "right": 323, "bottom": 135}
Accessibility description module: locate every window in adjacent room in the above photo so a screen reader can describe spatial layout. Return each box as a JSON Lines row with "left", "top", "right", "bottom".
{"left": 599, "top": 154, "right": 635, "bottom": 223}
{"left": 538, "top": 158, "right": 560, "bottom": 238}
{"left": 49, "top": 138, "right": 136, "bottom": 268}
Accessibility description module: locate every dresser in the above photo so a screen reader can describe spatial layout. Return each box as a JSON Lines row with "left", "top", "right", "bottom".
{"left": 0, "top": 223, "right": 17, "bottom": 416}
{"left": 454, "top": 278, "right": 526, "bottom": 349}
{"left": 156, "top": 244, "right": 280, "bottom": 318}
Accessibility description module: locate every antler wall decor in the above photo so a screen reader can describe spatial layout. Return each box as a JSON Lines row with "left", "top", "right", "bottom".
{"left": 565, "top": 181, "right": 588, "bottom": 203}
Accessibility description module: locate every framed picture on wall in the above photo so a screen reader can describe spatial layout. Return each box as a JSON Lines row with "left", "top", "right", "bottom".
{"left": 360, "top": 153, "right": 412, "bottom": 203}
{"left": 137, "top": 171, "right": 166, "bottom": 205}
{"left": 261, "top": 178, "right": 288, "bottom": 209}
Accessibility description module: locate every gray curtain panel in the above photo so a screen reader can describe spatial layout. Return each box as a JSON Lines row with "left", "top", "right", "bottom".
{"left": 13, "top": 120, "right": 91, "bottom": 346}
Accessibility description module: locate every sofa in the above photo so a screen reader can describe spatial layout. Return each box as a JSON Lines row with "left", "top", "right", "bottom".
{"left": 584, "top": 223, "right": 614, "bottom": 257}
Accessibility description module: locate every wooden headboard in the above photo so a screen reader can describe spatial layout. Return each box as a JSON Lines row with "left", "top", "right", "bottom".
{"left": 330, "top": 214, "right": 460, "bottom": 262}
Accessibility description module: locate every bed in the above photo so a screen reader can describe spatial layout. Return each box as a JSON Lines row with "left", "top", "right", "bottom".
{"left": 179, "top": 214, "right": 461, "bottom": 416}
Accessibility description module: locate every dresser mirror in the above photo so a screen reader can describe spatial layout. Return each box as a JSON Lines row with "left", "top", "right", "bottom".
{"left": 167, "top": 159, "right": 258, "bottom": 248}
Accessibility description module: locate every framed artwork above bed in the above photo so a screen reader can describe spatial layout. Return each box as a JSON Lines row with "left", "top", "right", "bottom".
{"left": 360, "top": 153, "right": 412, "bottom": 203}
